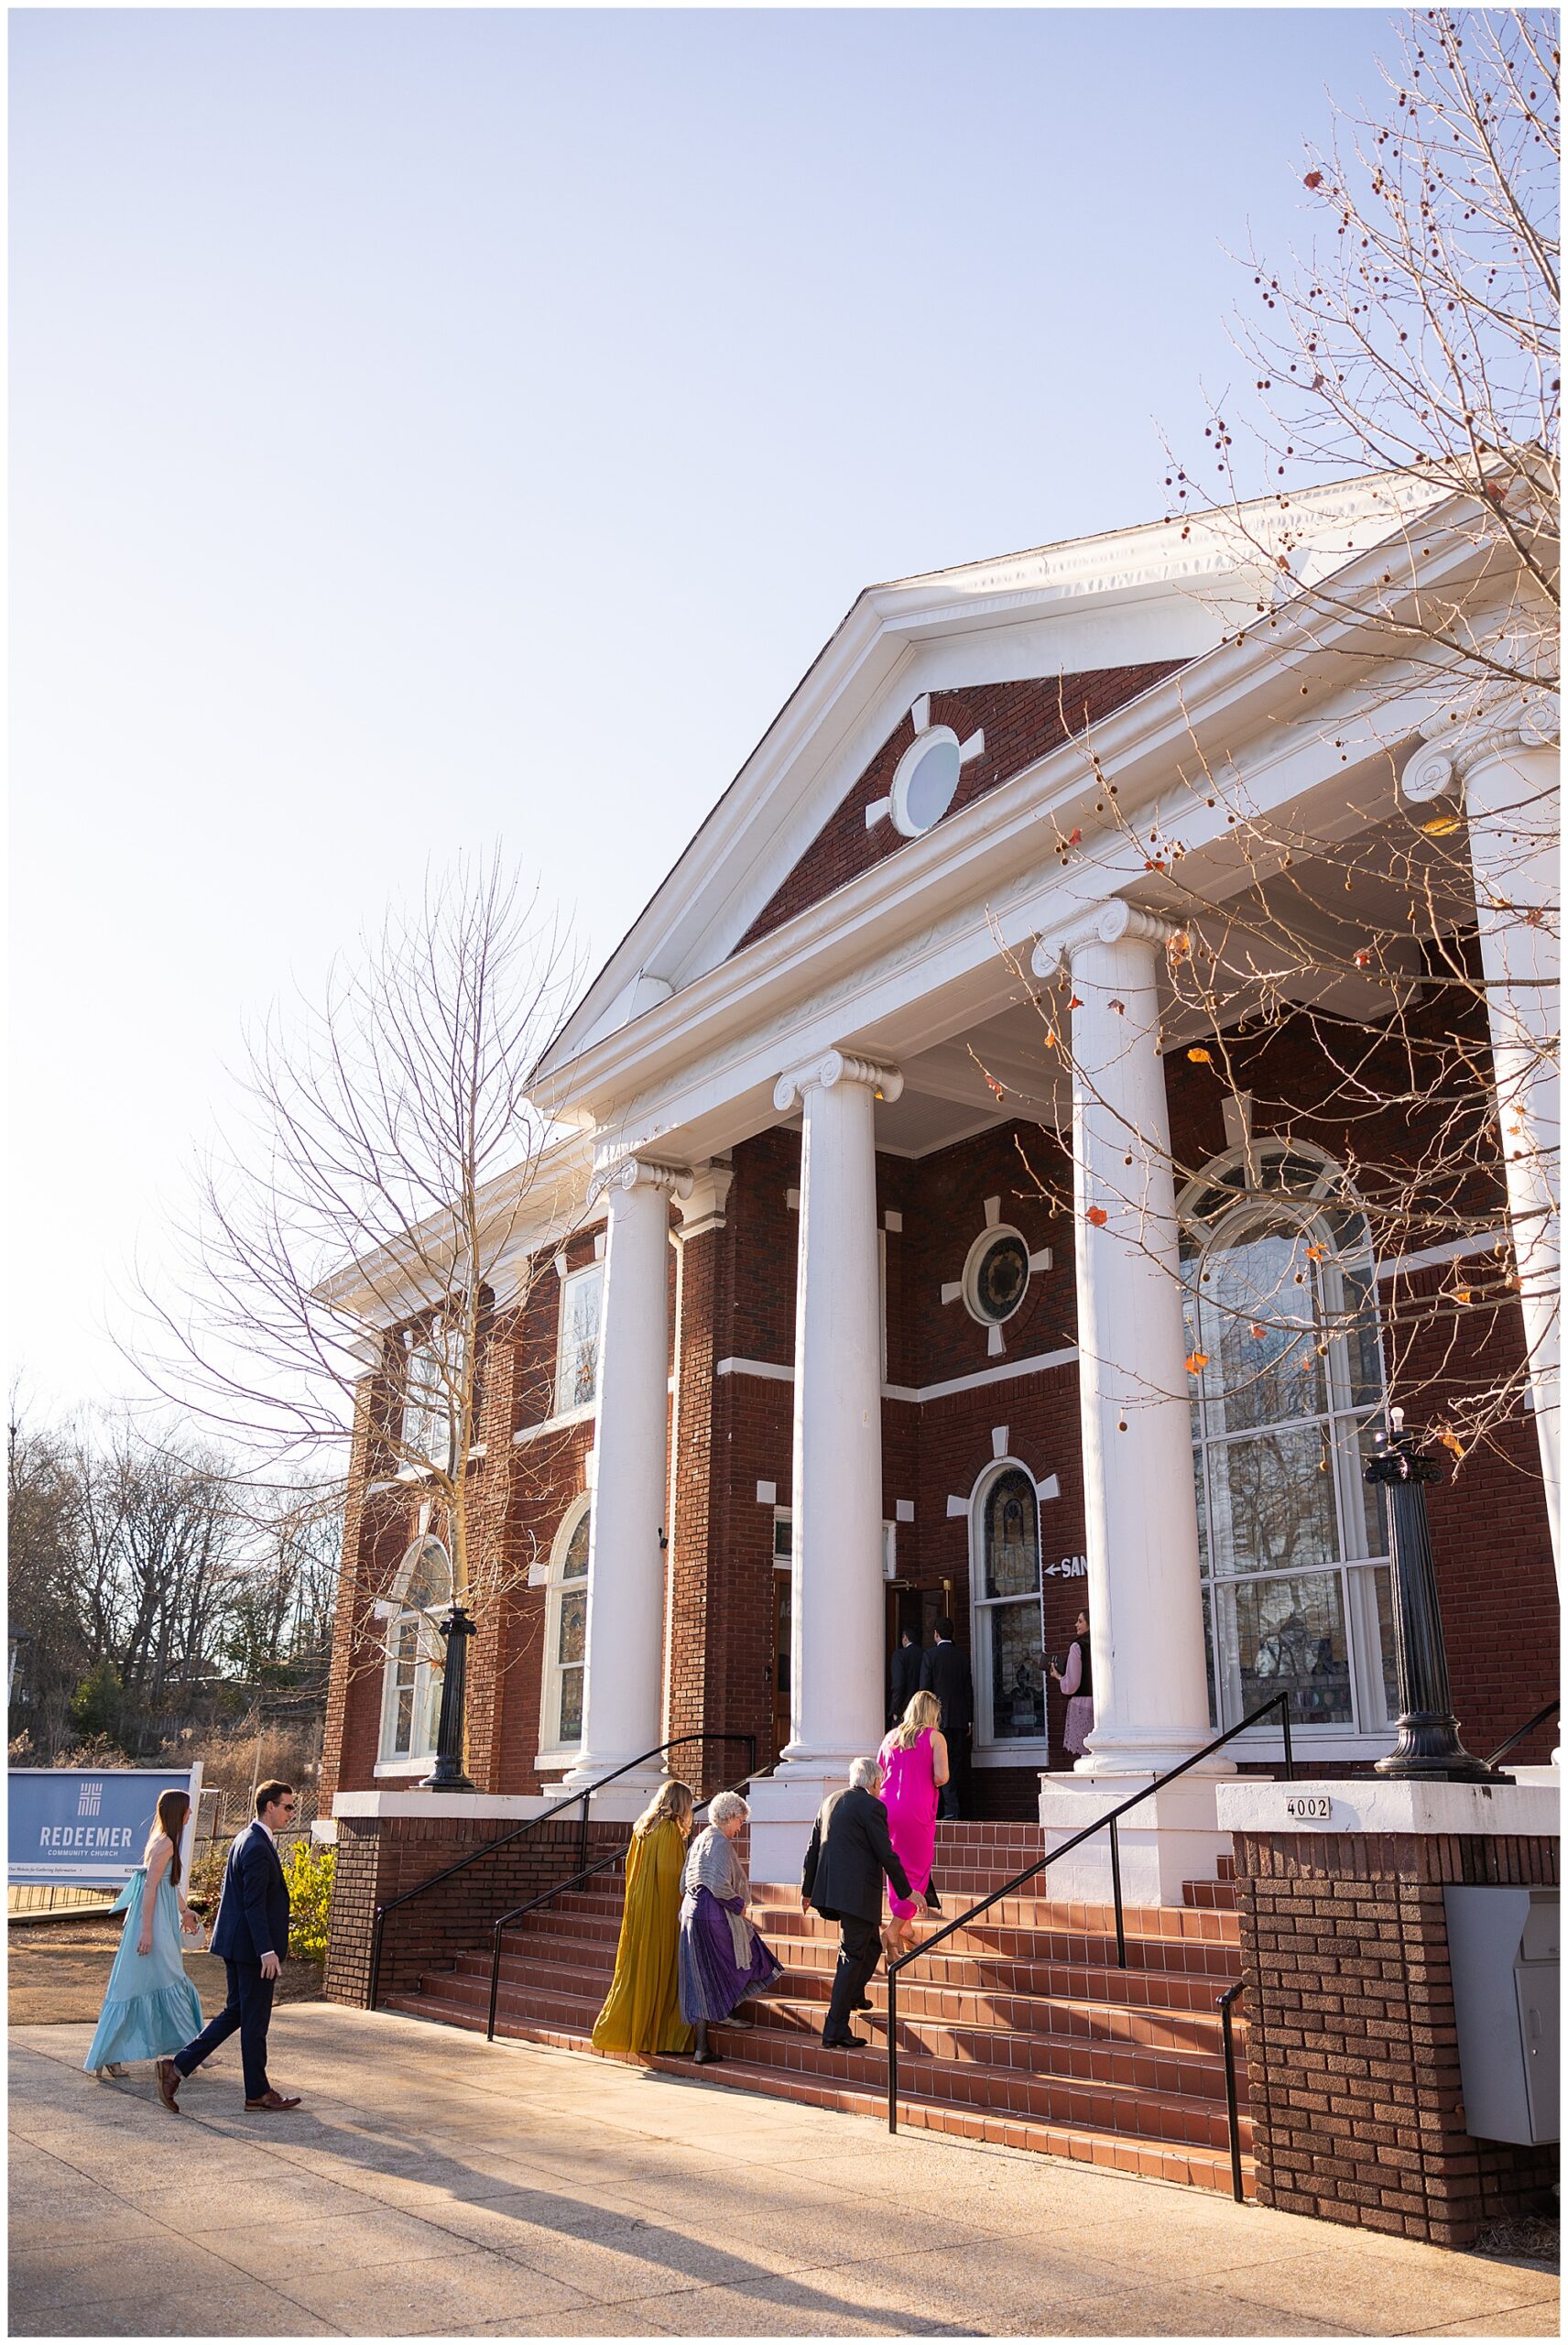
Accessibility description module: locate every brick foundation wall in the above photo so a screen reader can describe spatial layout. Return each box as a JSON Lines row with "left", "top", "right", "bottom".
{"left": 1233, "top": 1827, "right": 1560, "bottom": 2245}
{"left": 325, "top": 1811, "right": 630, "bottom": 2010}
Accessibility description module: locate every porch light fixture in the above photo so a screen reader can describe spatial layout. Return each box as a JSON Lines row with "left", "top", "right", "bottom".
{"left": 866, "top": 696, "right": 984, "bottom": 838}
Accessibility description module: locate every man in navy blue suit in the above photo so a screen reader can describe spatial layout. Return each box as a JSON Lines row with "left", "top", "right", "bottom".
{"left": 158, "top": 1781, "right": 300, "bottom": 2114}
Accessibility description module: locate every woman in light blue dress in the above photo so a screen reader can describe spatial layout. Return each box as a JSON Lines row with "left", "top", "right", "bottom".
{"left": 84, "top": 1788, "right": 205, "bottom": 2080}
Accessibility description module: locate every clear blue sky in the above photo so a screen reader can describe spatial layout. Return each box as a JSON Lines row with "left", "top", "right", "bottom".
{"left": 12, "top": 7, "right": 1404, "bottom": 1411}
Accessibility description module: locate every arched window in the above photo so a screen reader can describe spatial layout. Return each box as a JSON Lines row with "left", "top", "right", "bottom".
{"left": 540, "top": 1497, "right": 592, "bottom": 1758}
{"left": 379, "top": 1536, "right": 452, "bottom": 1767}
{"left": 971, "top": 1466, "right": 1046, "bottom": 1748}
{"left": 1181, "top": 1143, "right": 1398, "bottom": 1742}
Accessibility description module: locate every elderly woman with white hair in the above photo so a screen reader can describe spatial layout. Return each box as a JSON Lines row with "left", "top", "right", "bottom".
{"left": 677, "top": 1790, "right": 782, "bottom": 2065}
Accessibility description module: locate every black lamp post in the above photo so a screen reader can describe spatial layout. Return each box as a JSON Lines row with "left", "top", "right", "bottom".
{"left": 1367, "top": 1409, "right": 1506, "bottom": 1783}
{"left": 422, "top": 1605, "right": 478, "bottom": 1793}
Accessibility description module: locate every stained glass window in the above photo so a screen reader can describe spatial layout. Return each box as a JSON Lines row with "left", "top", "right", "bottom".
{"left": 974, "top": 1467, "right": 1045, "bottom": 1743}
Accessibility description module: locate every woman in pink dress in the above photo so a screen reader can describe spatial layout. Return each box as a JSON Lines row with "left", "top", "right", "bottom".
{"left": 876, "top": 1689, "right": 949, "bottom": 1959}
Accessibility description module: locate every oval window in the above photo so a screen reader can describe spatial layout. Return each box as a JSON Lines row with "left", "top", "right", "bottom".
{"left": 965, "top": 1228, "right": 1031, "bottom": 1325}
{"left": 890, "top": 729, "right": 963, "bottom": 837}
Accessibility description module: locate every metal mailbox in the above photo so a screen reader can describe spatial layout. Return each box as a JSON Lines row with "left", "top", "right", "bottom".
{"left": 1444, "top": 1884, "right": 1559, "bottom": 2145}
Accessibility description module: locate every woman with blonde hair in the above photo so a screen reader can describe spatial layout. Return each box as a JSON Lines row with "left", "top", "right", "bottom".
{"left": 83, "top": 1788, "right": 205, "bottom": 2081}
{"left": 678, "top": 1791, "right": 782, "bottom": 2065}
{"left": 877, "top": 1688, "right": 948, "bottom": 1958}
{"left": 592, "top": 1779, "right": 696, "bottom": 2057}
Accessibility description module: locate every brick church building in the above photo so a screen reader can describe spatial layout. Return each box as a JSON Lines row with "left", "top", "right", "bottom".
{"left": 320, "top": 475, "right": 1557, "bottom": 2236}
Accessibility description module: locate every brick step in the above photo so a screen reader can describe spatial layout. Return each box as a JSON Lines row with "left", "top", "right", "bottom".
{"left": 420, "top": 1964, "right": 1250, "bottom": 2096}
{"left": 749, "top": 1903, "right": 1247, "bottom": 1960}
{"left": 541, "top": 1876, "right": 1238, "bottom": 1946}
{"left": 458, "top": 1945, "right": 1246, "bottom": 2054}
{"left": 1181, "top": 1879, "right": 1239, "bottom": 1912}
{"left": 484, "top": 1921, "right": 1240, "bottom": 2008}
{"left": 387, "top": 1986, "right": 1250, "bottom": 2157}
{"left": 931, "top": 1828, "right": 1050, "bottom": 1850}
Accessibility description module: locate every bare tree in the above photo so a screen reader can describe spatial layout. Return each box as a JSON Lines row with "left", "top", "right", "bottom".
{"left": 7, "top": 1396, "right": 91, "bottom": 1753}
{"left": 222, "top": 1479, "right": 343, "bottom": 1687}
{"left": 136, "top": 853, "right": 583, "bottom": 1652}
{"left": 1171, "top": 7, "right": 1558, "bottom": 712}
{"left": 986, "top": 16, "right": 1559, "bottom": 1507}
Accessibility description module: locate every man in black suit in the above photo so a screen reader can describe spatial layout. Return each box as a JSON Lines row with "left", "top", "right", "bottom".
{"left": 800, "top": 1756, "right": 911, "bottom": 2048}
{"left": 920, "top": 1617, "right": 975, "bottom": 1819}
{"left": 887, "top": 1627, "right": 923, "bottom": 1728}
{"left": 158, "top": 1780, "right": 300, "bottom": 2115}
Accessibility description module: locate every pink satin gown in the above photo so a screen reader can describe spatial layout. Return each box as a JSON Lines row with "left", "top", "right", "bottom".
{"left": 877, "top": 1726, "right": 939, "bottom": 1922}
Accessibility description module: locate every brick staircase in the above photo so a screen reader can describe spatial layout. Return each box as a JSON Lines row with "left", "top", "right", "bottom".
{"left": 382, "top": 1823, "right": 1252, "bottom": 2197}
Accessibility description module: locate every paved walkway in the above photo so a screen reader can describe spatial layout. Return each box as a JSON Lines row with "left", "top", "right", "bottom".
{"left": 10, "top": 2010, "right": 1559, "bottom": 2338}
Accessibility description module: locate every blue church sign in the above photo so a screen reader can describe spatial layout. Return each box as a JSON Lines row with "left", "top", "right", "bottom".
{"left": 9, "top": 1766, "right": 202, "bottom": 1886}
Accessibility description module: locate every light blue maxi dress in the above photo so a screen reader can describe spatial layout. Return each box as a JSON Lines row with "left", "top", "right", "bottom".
{"left": 82, "top": 1856, "right": 204, "bottom": 2074}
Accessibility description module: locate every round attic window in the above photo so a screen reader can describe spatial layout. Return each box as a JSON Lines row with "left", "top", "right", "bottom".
{"left": 890, "top": 728, "right": 964, "bottom": 838}
{"left": 964, "top": 1227, "right": 1032, "bottom": 1326}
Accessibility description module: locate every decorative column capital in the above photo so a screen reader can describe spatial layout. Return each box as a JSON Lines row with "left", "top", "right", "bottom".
{"left": 1031, "top": 899, "right": 1183, "bottom": 979}
{"left": 773, "top": 1049, "right": 904, "bottom": 1116}
{"left": 1404, "top": 697, "right": 1562, "bottom": 802}
{"left": 589, "top": 1154, "right": 693, "bottom": 1208}
{"left": 674, "top": 1160, "right": 734, "bottom": 1242}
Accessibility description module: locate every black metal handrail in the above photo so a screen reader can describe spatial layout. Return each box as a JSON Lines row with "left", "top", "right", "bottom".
{"left": 1486, "top": 1696, "right": 1558, "bottom": 1771}
{"left": 483, "top": 1758, "right": 773, "bottom": 2039}
{"left": 1217, "top": 1980, "right": 1247, "bottom": 2203}
{"left": 368, "top": 1729, "right": 756, "bottom": 2008}
{"left": 885, "top": 1692, "right": 1294, "bottom": 2138}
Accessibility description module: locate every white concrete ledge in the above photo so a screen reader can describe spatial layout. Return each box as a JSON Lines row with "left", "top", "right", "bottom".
{"left": 1215, "top": 1775, "right": 1560, "bottom": 1838}
{"left": 332, "top": 1791, "right": 555, "bottom": 1823}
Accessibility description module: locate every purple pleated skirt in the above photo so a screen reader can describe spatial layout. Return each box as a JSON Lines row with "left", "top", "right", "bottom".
{"left": 677, "top": 1887, "right": 782, "bottom": 2023}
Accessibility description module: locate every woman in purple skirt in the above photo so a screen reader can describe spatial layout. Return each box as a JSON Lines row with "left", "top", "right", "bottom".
{"left": 678, "top": 1790, "right": 782, "bottom": 2065}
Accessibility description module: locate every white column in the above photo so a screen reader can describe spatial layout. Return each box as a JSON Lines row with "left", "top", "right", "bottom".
{"left": 1405, "top": 714, "right": 1560, "bottom": 1574}
{"left": 772, "top": 1048, "right": 902, "bottom": 1772}
{"left": 565, "top": 1157, "right": 687, "bottom": 1793}
{"left": 1033, "top": 902, "right": 1217, "bottom": 1778}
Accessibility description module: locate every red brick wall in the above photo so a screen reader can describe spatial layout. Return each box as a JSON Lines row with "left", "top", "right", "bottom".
{"left": 1233, "top": 1827, "right": 1559, "bottom": 2244}
{"left": 325, "top": 1810, "right": 628, "bottom": 2008}
{"left": 739, "top": 666, "right": 1185, "bottom": 951}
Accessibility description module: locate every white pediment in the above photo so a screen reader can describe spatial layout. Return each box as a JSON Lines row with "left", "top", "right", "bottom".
{"left": 538, "top": 473, "right": 1444, "bottom": 1083}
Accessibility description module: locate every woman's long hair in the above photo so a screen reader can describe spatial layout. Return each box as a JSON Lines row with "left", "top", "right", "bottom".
{"left": 887, "top": 1688, "right": 942, "bottom": 1751}
{"left": 146, "top": 1789, "right": 191, "bottom": 1885}
{"left": 633, "top": 1780, "right": 694, "bottom": 1840}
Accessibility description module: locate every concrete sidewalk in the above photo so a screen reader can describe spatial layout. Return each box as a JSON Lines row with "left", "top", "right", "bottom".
{"left": 9, "top": 2009, "right": 1558, "bottom": 2339}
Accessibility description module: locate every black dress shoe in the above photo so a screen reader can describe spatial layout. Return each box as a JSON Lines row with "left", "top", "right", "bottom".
{"left": 822, "top": 2031, "right": 866, "bottom": 2049}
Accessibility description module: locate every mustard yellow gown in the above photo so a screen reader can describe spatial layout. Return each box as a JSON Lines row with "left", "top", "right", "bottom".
{"left": 591, "top": 1818, "right": 696, "bottom": 2056}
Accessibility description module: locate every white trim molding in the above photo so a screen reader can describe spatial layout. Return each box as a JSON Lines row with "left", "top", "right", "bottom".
{"left": 713, "top": 1344, "right": 1078, "bottom": 1404}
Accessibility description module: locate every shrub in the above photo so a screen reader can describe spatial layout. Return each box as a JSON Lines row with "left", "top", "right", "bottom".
{"left": 283, "top": 1838, "right": 335, "bottom": 1965}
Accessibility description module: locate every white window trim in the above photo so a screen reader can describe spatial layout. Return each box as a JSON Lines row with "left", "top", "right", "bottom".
{"left": 959, "top": 1221, "right": 1033, "bottom": 1331}
{"left": 538, "top": 1493, "right": 592, "bottom": 1765}
{"left": 377, "top": 1537, "right": 452, "bottom": 1769}
{"left": 967, "top": 1457, "right": 1049, "bottom": 1758}
{"left": 555, "top": 1263, "right": 604, "bottom": 1419}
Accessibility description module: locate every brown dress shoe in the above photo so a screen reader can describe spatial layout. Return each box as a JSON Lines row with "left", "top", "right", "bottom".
{"left": 245, "top": 2089, "right": 301, "bottom": 2111}
{"left": 156, "top": 2059, "right": 182, "bottom": 2115}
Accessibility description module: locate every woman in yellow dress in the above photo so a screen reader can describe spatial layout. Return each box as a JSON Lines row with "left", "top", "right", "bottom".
{"left": 591, "top": 1780, "right": 696, "bottom": 2056}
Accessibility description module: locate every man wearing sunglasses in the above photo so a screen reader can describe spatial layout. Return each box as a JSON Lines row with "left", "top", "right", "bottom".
{"left": 158, "top": 1780, "right": 302, "bottom": 2115}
